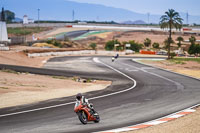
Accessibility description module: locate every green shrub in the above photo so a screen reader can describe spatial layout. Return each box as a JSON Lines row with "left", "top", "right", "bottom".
{"left": 144, "top": 38, "right": 151, "bottom": 47}
{"left": 90, "top": 43, "right": 97, "bottom": 50}
{"left": 46, "top": 39, "right": 53, "bottom": 44}
{"left": 105, "top": 39, "right": 120, "bottom": 51}
{"left": 46, "top": 39, "right": 62, "bottom": 48}
{"left": 152, "top": 42, "right": 160, "bottom": 49}
{"left": 53, "top": 41, "right": 62, "bottom": 47}
{"left": 124, "top": 40, "right": 143, "bottom": 52}
{"left": 188, "top": 43, "right": 200, "bottom": 56}
{"left": 170, "top": 52, "right": 176, "bottom": 59}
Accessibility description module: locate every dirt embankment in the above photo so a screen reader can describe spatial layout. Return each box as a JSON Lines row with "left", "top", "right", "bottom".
{"left": 0, "top": 46, "right": 50, "bottom": 67}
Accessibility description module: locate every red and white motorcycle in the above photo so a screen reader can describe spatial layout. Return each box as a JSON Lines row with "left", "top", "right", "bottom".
{"left": 74, "top": 101, "right": 100, "bottom": 125}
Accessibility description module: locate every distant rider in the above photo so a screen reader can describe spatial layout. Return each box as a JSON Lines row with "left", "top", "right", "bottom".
{"left": 114, "top": 54, "right": 119, "bottom": 59}
{"left": 112, "top": 54, "right": 119, "bottom": 62}
{"left": 75, "top": 93, "right": 96, "bottom": 115}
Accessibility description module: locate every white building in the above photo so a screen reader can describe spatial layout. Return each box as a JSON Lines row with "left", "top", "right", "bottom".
{"left": 23, "top": 15, "right": 34, "bottom": 24}
{"left": 23, "top": 15, "right": 28, "bottom": 24}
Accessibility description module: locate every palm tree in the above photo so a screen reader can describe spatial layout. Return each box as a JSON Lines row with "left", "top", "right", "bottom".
{"left": 176, "top": 36, "right": 184, "bottom": 48}
{"left": 160, "top": 9, "right": 183, "bottom": 59}
{"left": 164, "top": 37, "right": 175, "bottom": 50}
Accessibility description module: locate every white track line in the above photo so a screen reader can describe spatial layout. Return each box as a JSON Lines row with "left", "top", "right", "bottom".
{"left": 95, "top": 59, "right": 200, "bottom": 133}
{"left": 0, "top": 58, "right": 137, "bottom": 118}
{"left": 122, "top": 62, "right": 184, "bottom": 91}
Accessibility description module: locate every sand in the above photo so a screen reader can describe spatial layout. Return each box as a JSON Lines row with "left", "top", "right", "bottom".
{"left": 0, "top": 46, "right": 50, "bottom": 67}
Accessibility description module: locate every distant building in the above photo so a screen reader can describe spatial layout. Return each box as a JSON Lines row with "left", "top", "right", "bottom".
{"left": 23, "top": 15, "right": 34, "bottom": 24}
{"left": 23, "top": 15, "right": 28, "bottom": 24}
{"left": 78, "top": 21, "right": 87, "bottom": 24}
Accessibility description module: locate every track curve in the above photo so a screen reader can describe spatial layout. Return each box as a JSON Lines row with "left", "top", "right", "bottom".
{"left": 0, "top": 56, "right": 200, "bottom": 133}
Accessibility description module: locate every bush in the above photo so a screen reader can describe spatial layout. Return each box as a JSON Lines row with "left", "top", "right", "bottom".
{"left": 46, "top": 39, "right": 53, "bottom": 44}
{"left": 188, "top": 43, "right": 200, "bottom": 56}
{"left": 152, "top": 42, "right": 160, "bottom": 49}
{"left": 196, "top": 44, "right": 200, "bottom": 55}
{"left": 144, "top": 38, "right": 151, "bottom": 47}
{"left": 105, "top": 39, "right": 120, "bottom": 51}
{"left": 116, "top": 45, "right": 124, "bottom": 51}
{"left": 46, "top": 39, "right": 62, "bottom": 48}
{"left": 90, "top": 43, "right": 97, "bottom": 50}
{"left": 53, "top": 41, "right": 62, "bottom": 47}
{"left": 170, "top": 52, "right": 176, "bottom": 59}
{"left": 124, "top": 40, "right": 143, "bottom": 52}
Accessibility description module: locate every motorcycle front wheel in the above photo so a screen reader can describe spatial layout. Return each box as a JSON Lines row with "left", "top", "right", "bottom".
{"left": 94, "top": 113, "right": 100, "bottom": 123}
{"left": 78, "top": 111, "right": 88, "bottom": 125}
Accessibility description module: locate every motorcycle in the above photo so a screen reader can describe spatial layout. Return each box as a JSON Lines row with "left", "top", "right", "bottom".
{"left": 112, "top": 54, "right": 119, "bottom": 62}
{"left": 74, "top": 101, "right": 100, "bottom": 125}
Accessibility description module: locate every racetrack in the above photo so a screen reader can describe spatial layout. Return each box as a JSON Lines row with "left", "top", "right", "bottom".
{"left": 55, "top": 30, "right": 91, "bottom": 40}
{"left": 0, "top": 56, "right": 200, "bottom": 133}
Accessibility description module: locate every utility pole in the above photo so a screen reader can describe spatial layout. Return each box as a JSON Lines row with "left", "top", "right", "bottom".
{"left": 147, "top": 12, "right": 150, "bottom": 25}
{"left": 96, "top": 16, "right": 99, "bottom": 22}
{"left": 38, "top": 9, "right": 40, "bottom": 28}
{"left": 72, "top": 10, "right": 75, "bottom": 21}
{"left": 186, "top": 12, "right": 189, "bottom": 25}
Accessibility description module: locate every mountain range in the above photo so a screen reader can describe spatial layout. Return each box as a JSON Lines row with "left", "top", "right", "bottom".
{"left": 4, "top": 0, "right": 200, "bottom": 24}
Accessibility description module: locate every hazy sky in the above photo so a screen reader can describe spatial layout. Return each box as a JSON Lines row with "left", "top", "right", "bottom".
{"left": 69, "top": 0, "right": 200, "bottom": 16}
{"left": 1, "top": 0, "right": 199, "bottom": 23}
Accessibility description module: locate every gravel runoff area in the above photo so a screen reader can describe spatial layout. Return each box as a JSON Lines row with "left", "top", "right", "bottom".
{"left": 124, "top": 59, "right": 200, "bottom": 133}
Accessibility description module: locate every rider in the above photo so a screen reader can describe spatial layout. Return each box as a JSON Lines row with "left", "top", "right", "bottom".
{"left": 112, "top": 53, "right": 119, "bottom": 62}
{"left": 114, "top": 53, "right": 119, "bottom": 59}
{"left": 75, "top": 93, "right": 97, "bottom": 115}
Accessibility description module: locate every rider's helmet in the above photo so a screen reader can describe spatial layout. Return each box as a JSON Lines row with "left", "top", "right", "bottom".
{"left": 76, "top": 93, "right": 82, "bottom": 100}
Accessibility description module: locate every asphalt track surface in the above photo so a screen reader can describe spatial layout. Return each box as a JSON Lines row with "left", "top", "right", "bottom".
{"left": 0, "top": 56, "right": 200, "bottom": 133}
{"left": 56, "top": 30, "right": 91, "bottom": 40}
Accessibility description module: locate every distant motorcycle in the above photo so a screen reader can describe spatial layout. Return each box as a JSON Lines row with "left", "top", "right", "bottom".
{"left": 112, "top": 54, "right": 119, "bottom": 62}
{"left": 74, "top": 101, "right": 100, "bottom": 125}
